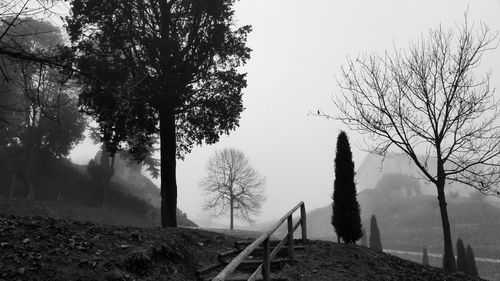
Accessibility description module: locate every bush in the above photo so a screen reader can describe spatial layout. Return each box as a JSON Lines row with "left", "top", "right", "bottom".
{"left": 124, "top": 250, "right": 151, "bottom": 274}
{"left": 456, "top": 238, "right": 468, "bottom": 273}
{"left": 369, "top": 215, "right": 383, "bottom": 251}
{"left": 422, "top": 247, "right": 429, "bottom": 266}
{"left": 466, "top": 244, "right": 479, "bottom": 277}
{"left": 360, "top": 228, "right": 367, "bottom": 247}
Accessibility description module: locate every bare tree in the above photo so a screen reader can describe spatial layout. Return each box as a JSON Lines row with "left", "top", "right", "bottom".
{"left": 329, "top": 20, "right": 500, "bottom": 271}
{"left": 1, "top": 19, "right": 85, "bottom": 200}
{"left": 0, "top": 1, "right": 69, "bottom": 69}
{"left": 1, "top": 2, "right": 74, "bottom": 128}
{"left": 200, "top": 148, "right": 265, "bottom": 230}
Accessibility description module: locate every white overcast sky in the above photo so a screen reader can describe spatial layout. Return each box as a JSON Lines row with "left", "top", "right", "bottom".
{"left": 71, "top": 0, "right": 500, "bottom": 225}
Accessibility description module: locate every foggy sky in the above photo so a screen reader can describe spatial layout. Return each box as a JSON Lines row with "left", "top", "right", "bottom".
{"left": 71, "top": 0, "right": 500, "bottom": 226}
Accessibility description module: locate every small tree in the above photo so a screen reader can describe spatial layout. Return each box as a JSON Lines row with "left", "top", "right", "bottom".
{"left": 332, "top": 131, "right": 362, "bottom": 244}
{"left": 369, "top": 215, "right": 382, "bottom": 251}
{"left": 360, "top": 228, "right": 368, "bottom": 247}
{"left": 200, "top": 148, "right": 265, "bottom": 230}
{"left": 456, "top": 238, "right": 468, "bottom": 273}
{"left": 466, "top": 244, "right": 479, "bottom": 277}
{"left": 422, "top": 247, "right": 429, "bottom": 266}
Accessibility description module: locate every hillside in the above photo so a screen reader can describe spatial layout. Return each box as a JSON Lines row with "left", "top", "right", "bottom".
{"left": 355, "top": 153, "right": 495, "bottom": 198}
{"left": 0, "top": 214, "right": 237, "bottom": 281}
{"left": 0, "top": 214, "right": 485, "bottom": 281}
{"left": 304, "top": 180, "right": 500, "bottom": 280}
{"left": 0, "top": 149, "right": 196, "bottom": 227}
{"left": 283, "top": 240, "right": 482, "bottom": 281}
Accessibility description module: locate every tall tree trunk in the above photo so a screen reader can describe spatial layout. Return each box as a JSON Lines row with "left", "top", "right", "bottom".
{"left": 25, "top": 140, "right": 34, "bottom": 200}
{"left": 158, "top": 1, "right": 178, "bottom": 228}
{"left": 230, "top": 196, "right": 234, "bottom": 230}
{"left": 9, "top": 173, "right": 16, "bottom": 198}
{"left": 102, "top": 154, "right": 116, "bottom": 211}
{"left": 160, "top": 107, "right": 177, "bottom": 227}
{"left": 437, "top": 164, "right": 456, "bottom": 272}
{"left": 25, "top": 106, "right": 36, "bottom": 200}
{"left": 100, "top": 144, "right": 110, "bottom": 169}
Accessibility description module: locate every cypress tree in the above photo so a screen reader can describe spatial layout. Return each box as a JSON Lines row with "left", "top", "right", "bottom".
{"left": 456, "top": 238, "right": 468, "bottom": 273}
{"left": 369, "top": 215, "right": 383, "bottom": 251}
{"left": 331, "top": 131, "right": 362, "bottom": 244}
{"left": 422, "top": 247, "right": 429, "bottom": 266}
{"left": 466, "top": 244, "right": 479, "bottom": 277}
{"left": 360, "top": 228, "right": 367, "bottom": 247}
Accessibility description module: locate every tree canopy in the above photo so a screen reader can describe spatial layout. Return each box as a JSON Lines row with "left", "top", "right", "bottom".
{"left": 66, "top": 0, "right": 251, "bottom": 227}
{"left": 0, "top": 19, "right": 85, "bottom": 158}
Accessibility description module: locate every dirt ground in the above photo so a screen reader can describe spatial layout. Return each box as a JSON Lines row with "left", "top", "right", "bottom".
{"left": 0, "top": 213, "right": 238, "bottom": 281}
{"left": 0, "top": 214, "right": 487, "bottom": 281}
{"left": 280, "top": 240, "right": 485, "bottom": 281}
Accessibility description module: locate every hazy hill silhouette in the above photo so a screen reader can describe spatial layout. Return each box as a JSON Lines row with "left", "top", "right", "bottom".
{"left": 0, "top": 149, "right": 196, "bottom": 227}
{"left": 305, "top": 177, "right": 500, "bottom": 258}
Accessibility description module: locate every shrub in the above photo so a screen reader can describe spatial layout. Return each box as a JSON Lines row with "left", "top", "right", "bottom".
{"left": 466, "top": 244, "right": 479, "bottom": 277}
{"left": 422, "top": 247, "right": 429, "bottom": 266}
{"left": 456, "top": 238, "right": 468, "bottom": 273}
{"left": 369, "top": 215, "right": 382, "bottom": 251}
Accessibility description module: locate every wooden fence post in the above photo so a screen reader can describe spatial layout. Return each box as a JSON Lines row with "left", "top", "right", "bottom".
{"left": 300, "top": 203, "right": 307, "bottom": 244}
{"left": 287, "top": 216, "right": 294, "bottom": 264}
{"left": 212, "top": 201, "right": 307, "bottom": 281}
{"left": 262, "top": 238, "right": 270, "bottom": 281}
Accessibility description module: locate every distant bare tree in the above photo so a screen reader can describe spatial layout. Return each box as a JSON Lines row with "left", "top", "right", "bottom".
{"left": 328, "top": 19, "right": 500, "bottom": 272}
{"left": 200, "top": 148, "right": 265, "bottom": 230}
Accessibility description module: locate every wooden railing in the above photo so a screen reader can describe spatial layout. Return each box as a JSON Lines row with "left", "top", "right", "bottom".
{"left": 213, "top": 201, "right": 307, "bottom": 281}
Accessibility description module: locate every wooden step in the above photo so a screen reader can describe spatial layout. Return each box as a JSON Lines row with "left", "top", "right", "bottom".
{"left": 236, "top": 258, "right": 288, "bottom": 272}
{"left": 250, "top": 245, "right": 305, "bottom": 258}
{"left": 235, "top": 239, "right": 305, "bottom": 249}
{"left": 196, "top": 262, "right": 226, "bottom": 277}
{"left": 225, "top": 277, "right": 288, "bottom": 281}
{"left": 225, "top": 271, "right": 288, "bottom": 281}
{"left": 218, "top": 248, "right": 242, "bottom": 262}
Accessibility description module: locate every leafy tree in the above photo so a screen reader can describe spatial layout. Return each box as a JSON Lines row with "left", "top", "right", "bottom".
{"left": 466, "top": 244, "right": 479, "bottom": 277}
{"left": 332, "top": 131, "right": 362, "bottom": 244}
{"left": 200, "top": 148, "right": 265, "bottom": 230}
{"left": 456, "top": 238, "right": 468, "bottom": 273}
{"left": 422, "top": 247, "right": 429, "bottom": 266}
{"left": 330, "top": 19, "right": 500, "bottom": 271}
{"left": 369, "top": 215, "right": 382, "bottom": 251}
{"left": 0, "top": 19, "right": 85, "bottom": 199}
{"left": 66, "top": 0, "right": 251, "bottom": 227}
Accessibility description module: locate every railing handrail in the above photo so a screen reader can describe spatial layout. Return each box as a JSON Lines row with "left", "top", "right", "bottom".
{"left": 213, "top": 201, "right": 307, "bottom": 281}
